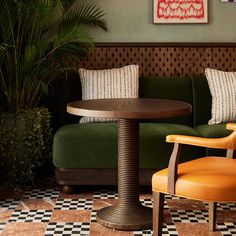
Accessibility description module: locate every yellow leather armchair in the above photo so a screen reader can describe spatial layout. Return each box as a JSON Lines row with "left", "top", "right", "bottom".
{"left": 152, "top": 123, "right": 236, "bottom": 236}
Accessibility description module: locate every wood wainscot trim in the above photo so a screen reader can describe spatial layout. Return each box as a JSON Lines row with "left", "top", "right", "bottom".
{"left": 79, "top": 42, "right": 236, "bottom": 77}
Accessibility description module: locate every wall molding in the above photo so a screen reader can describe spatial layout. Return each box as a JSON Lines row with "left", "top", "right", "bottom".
{"left": 95, "top": 42, "right": 236, "bottom": 48}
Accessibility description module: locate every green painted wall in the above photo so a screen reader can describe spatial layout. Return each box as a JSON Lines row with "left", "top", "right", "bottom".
{"left": 83, "top": 0, "right": 236, "bottom": 42}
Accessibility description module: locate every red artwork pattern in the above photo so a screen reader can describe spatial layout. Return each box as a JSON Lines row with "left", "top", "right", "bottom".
{"left": 157, "top": 0, "right": 204, "bottom": 20}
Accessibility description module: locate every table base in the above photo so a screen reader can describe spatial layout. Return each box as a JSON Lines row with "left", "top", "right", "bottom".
{"left": 96, "top": 203, "right": 152, "bottom": 230}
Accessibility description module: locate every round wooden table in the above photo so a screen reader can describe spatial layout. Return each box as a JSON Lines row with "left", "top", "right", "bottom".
{"left": 67, "top": 98, "right": 192, "bottom": 230}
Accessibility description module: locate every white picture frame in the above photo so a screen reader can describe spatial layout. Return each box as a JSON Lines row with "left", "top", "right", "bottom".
{"left": 153, "top": 0, "right": 208, "bottom": 24}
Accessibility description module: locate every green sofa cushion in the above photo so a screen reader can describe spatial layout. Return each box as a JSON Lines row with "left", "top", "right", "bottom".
{"left": 53, "top": 122, "right": 204, "bottom": 170}
{"left": 195, "top": 123, "right": 232, "bottom": 156}
{"left": 195, "top": 123, "right": 232, "bottom": 138}
{"left": 140, "top": 123, "right": 204, "bottom": 169}
{"left": 53, "top": 123, "right": 118, "bottom": 169}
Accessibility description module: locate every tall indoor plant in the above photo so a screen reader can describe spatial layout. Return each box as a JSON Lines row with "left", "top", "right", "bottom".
{"left": 0, "top": 0, "right": 107, "bottom": 187}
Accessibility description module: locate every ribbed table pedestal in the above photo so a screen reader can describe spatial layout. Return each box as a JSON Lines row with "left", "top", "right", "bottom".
{"left": 96, "top": 119, "right": 152, "bottom": 230}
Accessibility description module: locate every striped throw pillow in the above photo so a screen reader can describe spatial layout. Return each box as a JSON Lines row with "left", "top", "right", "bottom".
{"left": 205, "top": 68, "right": 236, "bottom": 125}
{"left": 79, "top": 65, "right": 139, "bottom": 123}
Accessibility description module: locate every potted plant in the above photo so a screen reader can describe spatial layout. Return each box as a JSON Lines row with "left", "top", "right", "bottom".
{"left": 0, "top": 0, "right": 107, "bottom": 187}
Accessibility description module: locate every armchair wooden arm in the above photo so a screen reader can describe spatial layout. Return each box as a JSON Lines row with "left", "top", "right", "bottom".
{"left": 226, "top": 123, "right": 236, "bottom": 131}
{"left": 166, "top": 130, "right": 236, "bottom": 150}
{"left": 167, "top": 123, "right": 236, "bottom": 194}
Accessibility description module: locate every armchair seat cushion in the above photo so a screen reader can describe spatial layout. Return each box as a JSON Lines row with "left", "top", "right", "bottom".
{"left": 152, "top": 157, "right": 236, "bottom": 202}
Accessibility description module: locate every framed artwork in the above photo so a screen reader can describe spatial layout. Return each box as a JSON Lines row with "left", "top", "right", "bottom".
{"left": 153, "top": 0, "right": 208, "bottom": 24}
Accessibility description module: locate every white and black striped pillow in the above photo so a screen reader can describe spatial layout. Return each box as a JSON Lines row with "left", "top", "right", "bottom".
{"left": 79, "top": 65, "right": 139, "bottom": 123}
{"left": 205, "top": 68, "right": 236, "bottom": 125}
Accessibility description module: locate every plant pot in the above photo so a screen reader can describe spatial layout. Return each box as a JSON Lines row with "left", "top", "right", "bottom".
{"left": 0, "top": 107, "right": 52, "bottom": 187}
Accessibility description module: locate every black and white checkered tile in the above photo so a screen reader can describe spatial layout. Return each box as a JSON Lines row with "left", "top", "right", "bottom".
{"left": 0, "top": 223, "right": 6, "bottom": 234}
{"left": 0, "top": 199, "right": 20, "bottom": 210}
{"left": 45, "top": 222, "right": 90, "bottom": 236}
{"left": 165, "top": 195, "right": 182, "bottom": 200}
{"left": 140, "top": 199, "right": 153, "bottom": 208}
{"left": 204, "top": 202, "right": 236, "bottom": 211}
{"left": 217, "top": 203, "right": 236, "bottom": 211}
{"left": 54, "top": 199, "right": 93, "bottom": 210}
{"left": 133, "top": 229, "right": 153, "bottom": 236}
{"left": 9, "top": 209, "right": 52, "bottom": 222}
{"left": 133, "top": 223, "right": 178, "bottom": 236}
{"left": 217, "top": 222, "right": 236, "bottom": 235}
{"left": 93, "top": 189, "right": 118, "bottom": 199}
{"left": 140, "top": 198, "right": 169, "bottom": 210}
{"left": 90, "top": 209, "right": 97, "bottom": 223}
{"left": 23, "top": 189, "right": 59, "bottom": 199}
{"left": 93, "top": 192, "right": 179, "bottom": 200}
{"left": 161, "top": 224, "right": 179, "bottom": 236}
{"left": 170, "top": 209, "right": 208, "bottom": 223}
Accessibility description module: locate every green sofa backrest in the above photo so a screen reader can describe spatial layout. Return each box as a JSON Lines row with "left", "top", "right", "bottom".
{"left": 139, "top": 76, "right": 193, "bottom": 126}
{"left": 191, "top": 76, "right": 212, "bottom": 127}
{"left": 48, "top": 74, "right": 212, "bottom": 131}
{"left": 48, "top": 74, "right": 82, "bottom": 131}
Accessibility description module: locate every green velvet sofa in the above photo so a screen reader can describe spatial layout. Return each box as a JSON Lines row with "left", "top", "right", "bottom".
{"left": 52, "top": 75, "right": 232, "bottom": 192}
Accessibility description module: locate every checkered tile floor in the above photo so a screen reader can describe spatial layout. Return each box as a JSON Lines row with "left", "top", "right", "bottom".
{"left": 54, "top": 198, "right": 93, "bottom": 210}
{"left": 23, "top": 189, "right": 60, "bottom": 199}
{"left": 9, "top": 210, "right": 53, "bottom": 222}
{"left": 45, "top": 222, "right": 90, "bottom": 236}
{"left": 170, "top": 209, "right": 209, "bottom": 223}
{"left": 0, "top": 187, "right": 235, "bottom": 235}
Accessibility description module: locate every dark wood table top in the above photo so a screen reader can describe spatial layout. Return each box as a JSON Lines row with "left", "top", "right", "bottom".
{"left": 67, "top": 98, "right": 192, "bottom": 120}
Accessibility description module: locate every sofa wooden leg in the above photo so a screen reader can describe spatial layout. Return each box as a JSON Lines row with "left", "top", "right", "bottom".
{"left": 61, "top": 185, "right": 76, "bottom": 194}
{"left": 209, "top": 202, "right": 217, "bottom": 231}
{"left": 153, "top": 192, "right": 165, "bottom": 236}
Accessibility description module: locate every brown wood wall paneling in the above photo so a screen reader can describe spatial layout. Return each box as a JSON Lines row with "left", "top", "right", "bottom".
{"left": 78, "top": 43, "right": 236, "bottom": 77}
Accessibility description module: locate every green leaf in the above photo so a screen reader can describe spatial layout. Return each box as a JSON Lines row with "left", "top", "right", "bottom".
{"left": 24, "top": 44, "right": 37, "bottom": 64}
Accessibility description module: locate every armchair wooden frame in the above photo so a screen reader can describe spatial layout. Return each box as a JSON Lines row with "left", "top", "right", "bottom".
{"left": 152, "top": 123, "right": 236, "bottom": 236}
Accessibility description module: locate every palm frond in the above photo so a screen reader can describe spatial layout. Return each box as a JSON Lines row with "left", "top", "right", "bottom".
{"left": 61, "top": 3, "right": 107, "bottom": 31}
{"left": 0, "top": 0, "right": 19, "bottom": 43}
{"left": 54, "top": 26, "right": 93, "bottom": 47}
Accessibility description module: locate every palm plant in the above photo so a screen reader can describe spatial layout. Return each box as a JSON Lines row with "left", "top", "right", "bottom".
{"left": 0, "top": 0, "right": 107, "bottom": 112}
{"left": 0, "top": 0, "right": 107, "bottom": 187}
